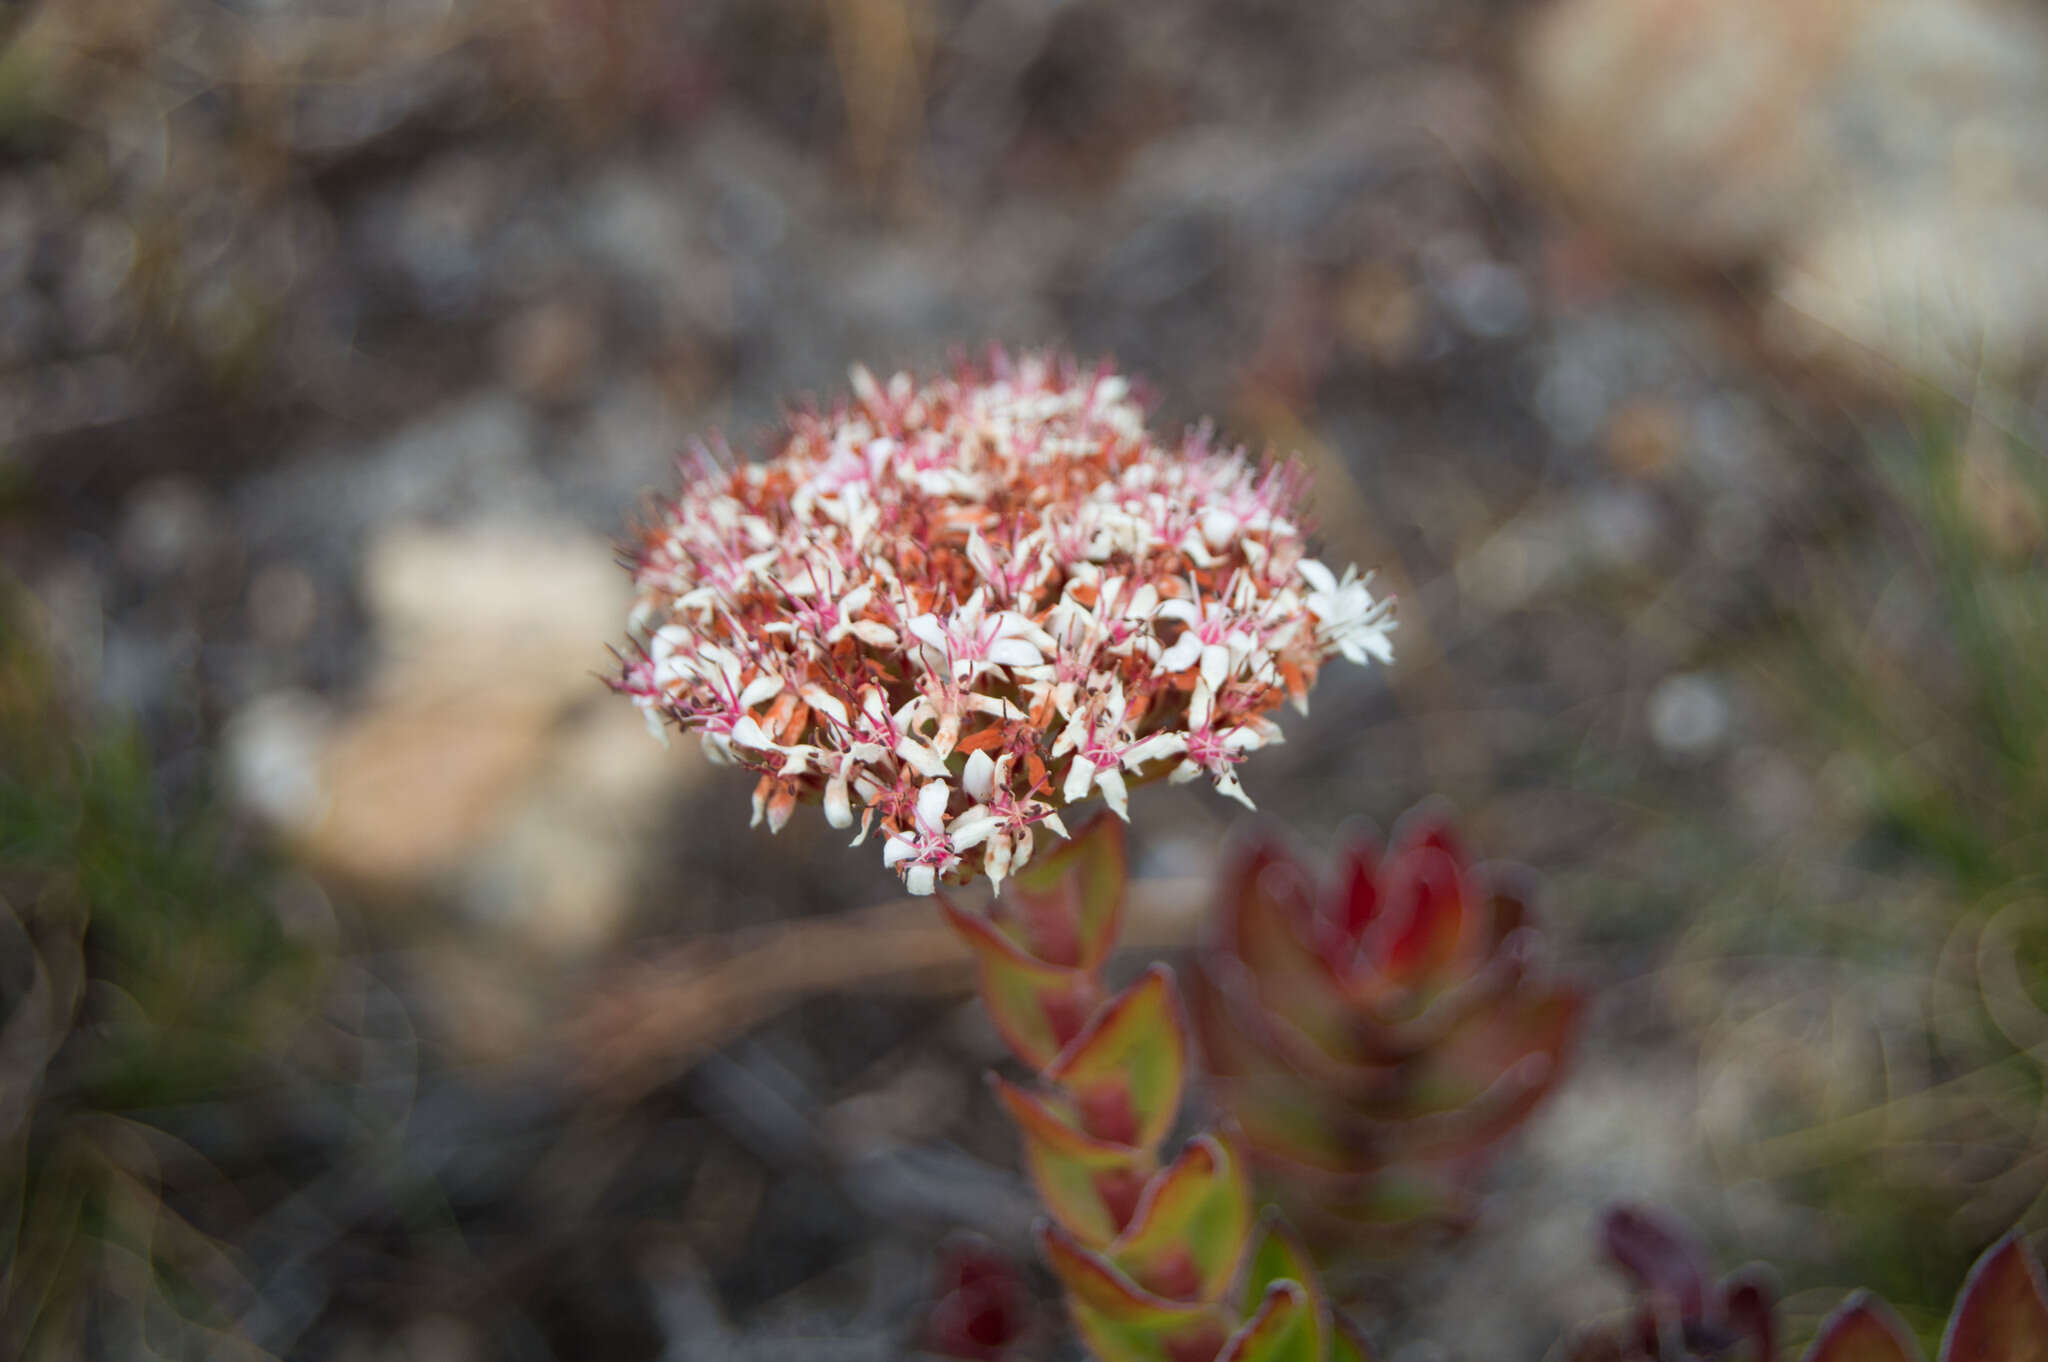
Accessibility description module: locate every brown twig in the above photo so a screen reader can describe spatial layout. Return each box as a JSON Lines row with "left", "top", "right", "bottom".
{"left": 570, "top": 876, "right": 1210, "bottom": 1105}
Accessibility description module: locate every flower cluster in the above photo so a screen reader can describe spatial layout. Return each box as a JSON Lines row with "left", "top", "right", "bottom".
{"left": 612, "top": 352, "right": 1393, "bottom": 893}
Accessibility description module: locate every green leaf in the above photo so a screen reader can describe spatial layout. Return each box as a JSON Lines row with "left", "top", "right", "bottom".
{"left": 1239, "top": 1212, "right": 1323, "bottom": 1315}
{"left": 1940, "top": 1234, "right": 2048, "bottom": 1362}
{"left": 1331, "top": 1316, "right": 1379, "bottom": 1362}
{"left": 994, "top": 1076, "right": 1153, "bottom": 1244}
{"left": 1006, "top": 810, "right": 1127, "bottom": 970}
{"left": 1802, "top": 1295, "right": 1925, "bottom": 1362}
{"left": 1109, "top": 1135, "right": 1253, "bottom": 1305}
{"left": 1040, "top": 1220, "right": 1232, "bottom": 1362}
{"left": 1047, "top": 965, "right": 1186, "bottom": 1153}
{"left": 941, "top": 897, "right": 1097, "bottom": 1069}
{"left": 1218, "top": 1281, "right": 1324, "bottom": 1362}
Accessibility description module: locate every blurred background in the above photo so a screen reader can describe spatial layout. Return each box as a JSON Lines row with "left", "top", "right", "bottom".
{"left": 3, "top": 0, "right": 2048, "bottom": 1358}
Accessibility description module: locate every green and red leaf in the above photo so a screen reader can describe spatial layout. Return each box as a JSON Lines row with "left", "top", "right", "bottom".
{"left": 1940, "top": 1233, "right": 2048, "bottom": 1362}
{"left": 1802, "top": 1295, "right": 1924, "bottom": 1362}
{"left": 1218, "top": 1281, "right": 1324, "bottom": 1362}
{"left": 1109, "top": 1134, "right": 1254, "bottom": 1304}
{"left": 1237, "top": 1212, "right": 1324, "bottom": 1316}
{"left": 942, "top": 896, "right": 1099, "bottom": 1069}
{"left": 1217, "top": 835, "right": 1355, "bottom": 1055}
{"left": 994, "top": 1075, "right": 1153, "bottom": 1244}
{"left": 1047, "top": 965, "right": 1187, "bottom": 1153}
{"left": 1005, "top": 810, "right": 1128, "bottom": 971}
{"left": 1040, "top": 1220, "right": 1232, "bottom": 1362}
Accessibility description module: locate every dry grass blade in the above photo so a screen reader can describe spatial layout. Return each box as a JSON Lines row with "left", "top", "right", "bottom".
{"left": 571, "top": 876, "right": 1209, "bottom": 1104}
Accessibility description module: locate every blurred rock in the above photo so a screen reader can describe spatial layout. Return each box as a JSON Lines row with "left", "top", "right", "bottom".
{"left": 1522, "top": 0, "right": 2048, "bottom": 396}
{"left": 227, "top": 519, "right": 682, "bottom": 955}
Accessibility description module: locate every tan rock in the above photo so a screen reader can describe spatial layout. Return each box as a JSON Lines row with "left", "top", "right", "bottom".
{"left": 1521, "top": 0, "right": 2048, "bottom": 396}
{"left": 230, "top": 517, "right": 690, "bottom": 953}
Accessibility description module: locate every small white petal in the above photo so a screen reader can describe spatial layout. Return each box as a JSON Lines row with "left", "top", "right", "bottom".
{"left": 848, "top": 621, "right": 900, "bottom": 647}
{"left": 883, "top": 833, "right": 917, "bottom": 868}
{"left": 907, "top": 614, "right": 950, "bottom": 651}
{"left": 1214, "top": 770, "right": 1257, "bottom": 810}
{"left": 824, "top": 777, "right": 853, "bottom": 829}
{"left": 963, "top": 749, "right": 996, "bottom": 802}
{"left": 948, "top": 810, "right": 999, "bottom": 852}
{"left": 916, "top": 779, "right": 952, "bottom": 829}
{"left": 1200, "top": 643, "right": 1231, "bottom": 692}
{"left": 738, "top": 672, "right": 785, "bottom": 708}
{"left": 730, "top": 716, "right": 773, "bottom": 750}
{"left": 1040, "top": 812, "right": 1070, "bottom": 840}
{"left": 1298, "top": 558, "right": 1338, "bottom": 593}
{"left": 1157, "top": 634, "right": 1202, "bottom": 674}
{"left": 1063, "top": 755, "right": 1098, "bottom": 804}
{"left": 904, "top": 864, "right": 937, "bottom": 896}
{"left": 800, "top": 687, "right": 851, "bottom": 726}
{"left": 1099, "top": 769, "right": 1130, "bottom": 821}
{"left": 1123, "top": 733, "right": 1187, "bottom": 768}
{"left": 986, "top": 638, "right": 1045, "bottom": 669}
{"left": 896, "top": 739, "right": 950, "bottom": 779}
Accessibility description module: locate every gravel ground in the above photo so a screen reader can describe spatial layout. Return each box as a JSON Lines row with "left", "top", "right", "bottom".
{"left": 4, "top": 1, "right": 2046, "bottom": 1359}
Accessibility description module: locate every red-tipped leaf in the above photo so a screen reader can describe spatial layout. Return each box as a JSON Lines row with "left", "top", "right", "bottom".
{"left": 942, "top": 896, "right": 1098, "bottom": 1069}
{"left": 1941, "top": 1234, "right": 2048, "bottom": 1362}
{"left": 994, "top": 1075, "right": 1153, "bottom": 1244}
{"left": 1006, "top": 811, "right": 1127, "bottom": 971}
{"left": 1218, "top": 1281, "right": 1324, "bottom": 1362}
{"left": 1803, "top": 1295, "right": 1925, "bottom": 1362}
{"left": 1108, "top": 1135, "right": 1254, "bottom": 1304}
{"left": 1046, "top": 966, "right": 1186, "bottom": 1153}
{"left": 1039, "top": 1220, "right": 1232, "bottom": 1362}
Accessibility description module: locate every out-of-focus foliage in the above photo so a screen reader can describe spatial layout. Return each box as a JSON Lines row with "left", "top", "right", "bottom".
{"left": 1708, "top": 417, "right": 2048, "bottom": 1302}
{"left": 0, "top": 584, "right": 318, "bottom": 1361}
{"left": 1565, "top": 1207, "right": 1776, "bottom": 1362}
{"left": 1191, "top": 806, "right": 1583, "bottom": 1244}
{"left": 923, "top": 1234, "right": 1041, "bottom": 1362}
{"left": 945, "top": 815, "right": 1376, "bottom": 1362}
{"left": 1565, "top": 1205, "right": 2048, "bottom": 1362}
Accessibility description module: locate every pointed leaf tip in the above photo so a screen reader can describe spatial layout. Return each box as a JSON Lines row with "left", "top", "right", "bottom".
{"left": 1803, "top": 1294, "right": 1925, "bottom": 1362}
{"left": 942, "top": 896, "right": 1097, "bottom": 1069}
{"left": 1010, "top": 808, "right": 1127, "bottom": 970}
{"left": 993, "top": 1075, "right": 1151, "bottom": 1245}
{"left": 1110, "top": 1134, "right": 1254, "bottom": 1306}
{"left": 1218, "top": 1281, "right": 1324, "bottom": 1362}
{"left": 1038, "top": 1220, "right": 1231, "bottom": 1362}
{"left": 1047, "top": 965, "right": 1188, "bottom": 1154}
{"left": 1238, "top": 1211, "right": 1325, "bottom": 1317}
{"left": 1941, "top": 1234, "right": 2048, "bottom": 1362}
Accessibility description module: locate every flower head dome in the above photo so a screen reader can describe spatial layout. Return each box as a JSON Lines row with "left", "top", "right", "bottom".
{"left": 612, "top": 351, "right": 1393, "bottom": 893}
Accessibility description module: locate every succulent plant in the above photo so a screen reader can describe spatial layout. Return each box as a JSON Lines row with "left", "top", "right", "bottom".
{"left": 1573, "top": 1205, "right": 2048, "bottom": 1362}
{"left": 924, "top": 1235, "right": 1040, "bottom": 1361}
{"left": 1191, "top": 805, "right": 1584, "bottom": 1239}
{"left": 945, "top": 815, "right": 1377, "bottom": 1362}
{"left": 1802, "top": 1233, "right": 2048, "bottom": 1362}
{"left": 1567, "top": 1207, "right": 1777, "bottom": 1362}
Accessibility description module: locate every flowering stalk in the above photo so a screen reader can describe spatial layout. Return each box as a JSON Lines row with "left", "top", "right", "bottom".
{"left": 610, "top": 353, "right": 1392, "bottom": 895}
{"left": 944, "top": 814, "right": 1376, "bottom": 1362}
{"left": 607, "top": 354, "right": 1397, "bottom": 1360}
